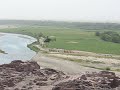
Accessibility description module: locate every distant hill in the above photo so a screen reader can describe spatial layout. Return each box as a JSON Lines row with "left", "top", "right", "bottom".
{"left": 0, "top": 20, "right": 120, "bottom": 30}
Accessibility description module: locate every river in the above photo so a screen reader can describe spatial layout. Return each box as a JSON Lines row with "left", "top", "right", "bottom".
{"left": 0, "top": 33, "right": 36, "bottom": 64}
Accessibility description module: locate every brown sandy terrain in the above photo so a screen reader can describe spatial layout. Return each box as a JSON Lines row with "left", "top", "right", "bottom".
{"left": 32, "top": 52, "right": 120, "bottom": 74}
{"left": 48, "top": 53, "right": 120, "bottom": 65}
{"left": 32, "top": 52, "right": 100, "bottom": 74}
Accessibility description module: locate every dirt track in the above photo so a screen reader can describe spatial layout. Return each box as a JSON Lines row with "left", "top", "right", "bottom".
{"left": 32, "top": 52, "right": 100, "bottom": 74}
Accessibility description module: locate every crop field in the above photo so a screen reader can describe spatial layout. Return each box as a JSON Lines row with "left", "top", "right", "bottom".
{"left": 0, "top": 25, "right": 120, "bottom": 55}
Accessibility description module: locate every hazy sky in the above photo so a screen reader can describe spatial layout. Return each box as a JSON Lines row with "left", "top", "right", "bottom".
{"left": 0, "top": 0, "right": 120, "bottom": 22}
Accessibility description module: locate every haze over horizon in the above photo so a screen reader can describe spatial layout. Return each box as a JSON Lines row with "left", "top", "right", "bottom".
{"left": 0, "top": 0, "right": 120, "bottom": 22}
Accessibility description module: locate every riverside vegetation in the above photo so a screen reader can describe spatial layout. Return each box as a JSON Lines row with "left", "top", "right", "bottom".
{"left": 0, "top": 20, "right": 120, "bottom": 55}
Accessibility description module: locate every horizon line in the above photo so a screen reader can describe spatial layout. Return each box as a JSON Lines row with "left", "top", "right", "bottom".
{"left": 0, "top": 19, "right": 120, "bottom": 23}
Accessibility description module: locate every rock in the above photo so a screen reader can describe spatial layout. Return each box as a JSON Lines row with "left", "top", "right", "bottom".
{"left": 12, "top": 61, "right": 40, "bottom": 72}
{"left": 1, "top": 60, "right": 120, "bottom": 90}
{"left": 0, "top": 60, "right": 40, "bottom": 72}
{"left": 14, "top": 88, "right": 19, "bottom": 90}
{"left": 32, "top": 69, "right": 44, "bottom": 76}
{"left": 0, "top": 60, "right": 65, "bottom": 90}
{"left": 2, "top": 79, "right": 15, "bottom": 87}
{"left": 52, "top": 71, "right": 120, "bottom": 90}
{"left": 0, "top": 85, "right": 4, "bottom": 90}
{"left": 99, "top": 71, "right": 116, "bottom": 78}
{"left": 36, "top": 82, "right": 47, "bottom": 86}
{"left": 50, "top": 74, "right": 58, "bottom": 80}
{"left": 110, "top": 78, "right": 120, "bottom": 88}
{"left": 43, "top": 68, "right": 59, "bottom": 75}
{"left": 80, "top": 75, "right": 87, "bottom": 80}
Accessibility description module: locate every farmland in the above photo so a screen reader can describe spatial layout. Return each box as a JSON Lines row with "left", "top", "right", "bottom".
{"left": 0, "top": 20, "right": 120, "bottom": 55}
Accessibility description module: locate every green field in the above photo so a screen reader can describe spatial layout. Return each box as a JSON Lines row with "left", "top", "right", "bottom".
{"left": 0, "top": 25, "right": 120, "bottom": 55}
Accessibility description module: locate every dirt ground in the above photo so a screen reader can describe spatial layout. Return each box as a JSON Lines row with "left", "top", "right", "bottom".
{"left": 32, "top": 52, "right": 101, "bottom": 74}
{"left": 32, "top": 52, "right": 120, "bottom": 75}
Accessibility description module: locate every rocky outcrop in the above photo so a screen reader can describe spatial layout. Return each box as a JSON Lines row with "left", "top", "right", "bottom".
{"left": 0, "top": 60, "right": 40, "bottom": 72}
{"left": 0, "top": 60, "right": 66, "bottom": 90}
{"left": 0, "top": 60, "right": 120, "bottom": 90}
{"left": 53, "top": 71, "right": 120, "bottom": 90}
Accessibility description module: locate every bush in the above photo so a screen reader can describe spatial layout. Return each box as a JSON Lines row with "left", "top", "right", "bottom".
{"left": 96, "top": 31, "right": 120, "bottom": 43}
{"left": 95, "top": 32, "right": 100, "bottom": 36}
{"left": 105, "top": 67, "right": 111, "bottom": 71}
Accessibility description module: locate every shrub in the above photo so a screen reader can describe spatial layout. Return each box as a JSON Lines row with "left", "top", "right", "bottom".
{"left": 96, "top": 31, "right": 120, "bottom": 43}
{"left": 105, "top": 67, "right": 111, "bottom": 71}
{"left": 95, "top": 32, "right": 100, "bottom": 36}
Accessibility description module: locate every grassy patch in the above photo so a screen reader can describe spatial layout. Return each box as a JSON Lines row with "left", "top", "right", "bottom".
{"left": 27, "top": 43, "right": 40, "bottom": 52}
{"left": 115, "top": 69, "right": 120, "bottom": 72}
{"left": 105, "top": 67, "right": 111, "bottom": 71}
{"left": 82, "top": 65, "right": 111, "bottom": 71}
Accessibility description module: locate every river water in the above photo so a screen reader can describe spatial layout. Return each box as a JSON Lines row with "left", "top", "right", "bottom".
{"left": 0, "top": 33, "right": 36, "bottom": 64}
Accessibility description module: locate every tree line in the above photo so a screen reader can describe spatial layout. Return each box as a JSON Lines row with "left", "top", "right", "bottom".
{"left": 95, "top": 31, "right": 120, "bottom": 43}
{"left": 1, "top": 20, "right": 120, "bottom": 30}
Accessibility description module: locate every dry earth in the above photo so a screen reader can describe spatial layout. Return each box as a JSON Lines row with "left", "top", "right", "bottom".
{"left": 32, "top": 52, "right": 100, "bottom": 74}
{"left": 48, "top": 53, "right": 120, "bottom": 65}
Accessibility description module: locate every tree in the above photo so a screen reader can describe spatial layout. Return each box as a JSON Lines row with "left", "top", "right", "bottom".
{"left": 96, "top": 31, "right": 120, "bottom": 43}
{"left": 112, "top": 36, "right": 120, "bottom": 43}
{"left": 100, "top": 34, "right": 112, "bottom": 41}
{"left": 95, "top": 32, "right": 100, "bottom": 36}
{"left": 44, "top": 36, "right": 51, "bottom": 43}
{"left": 34, "top": 33, "right": 43, "bottom": 43}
